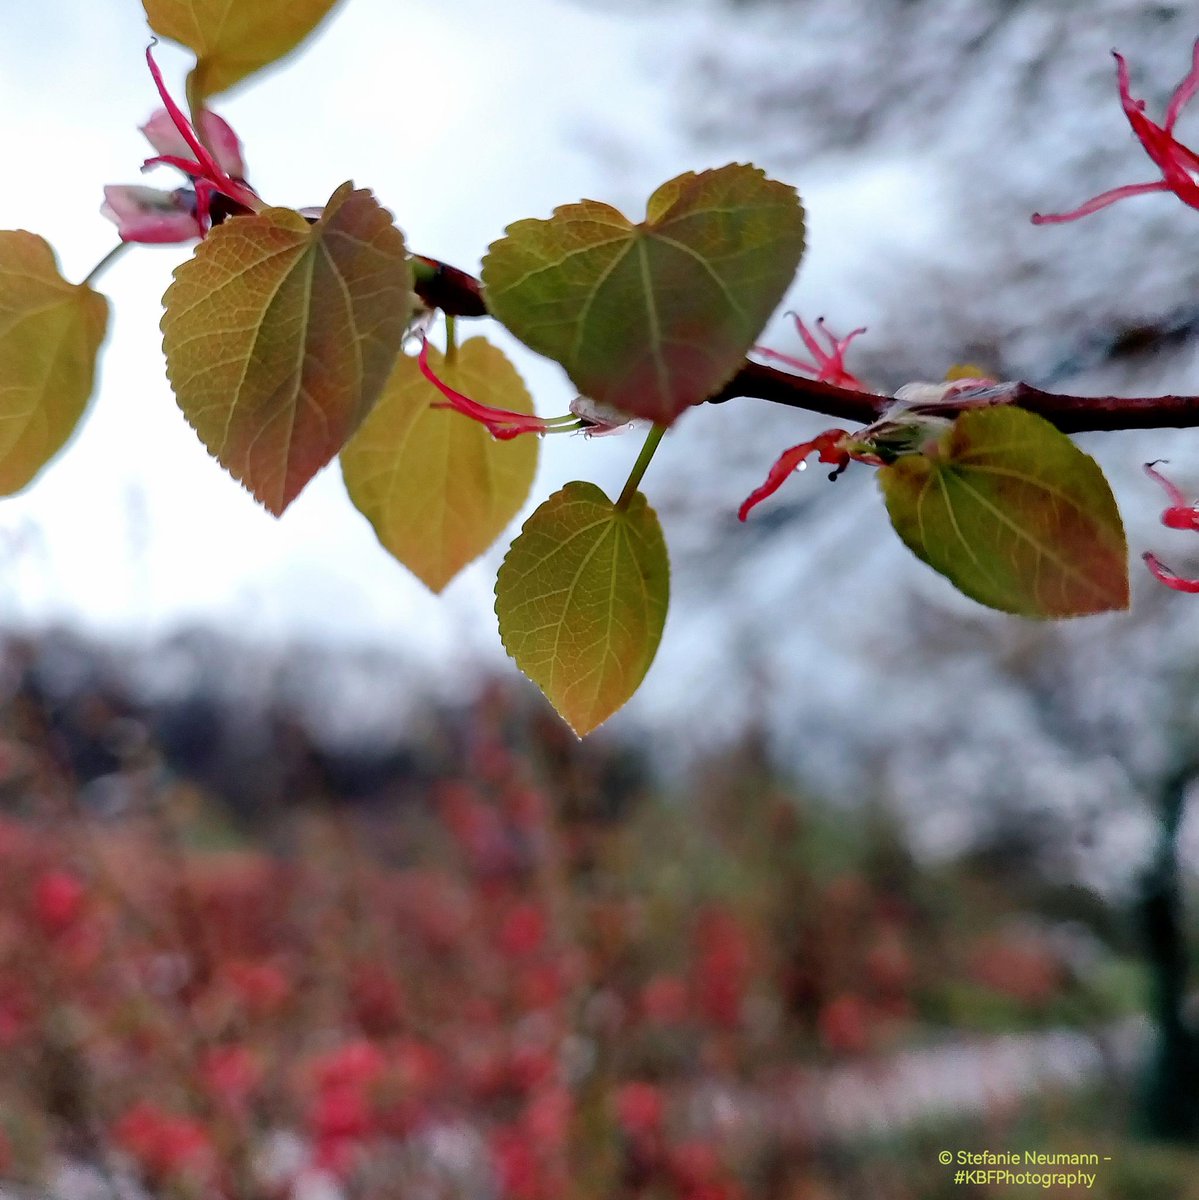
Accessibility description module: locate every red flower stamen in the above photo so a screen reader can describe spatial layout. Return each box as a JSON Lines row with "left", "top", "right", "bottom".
{"left": 1033, "top": 39, "right": 1199, "bottom": 224}
{"left": 740, "top": 316, "right": 870, "bottom": 520}
{"left": 103, "top": 48, "right": 257, "bottom": 245}
{"left": 417, "top": 338, "right": 567, "bottom": 440}
{"left": 738, "top": 430, "right": 849, "bottom": 522}
{"left": 1144, "top": 552, "right": 1199, "bottom": 593}
{"left": 753, "top": 315, "right": 867, "bottom": 390}
{"left": 141, "top": 44, "right": 259, "bottom": 216}
{"left": 1142, "top": 461, "right": 1199, "bottom": 592}
{"left": 1165, "top": 39, "right": 1199, "bottom": 130}
{"left": 1145, "top": 459, "right": 1199, "bottom": 530}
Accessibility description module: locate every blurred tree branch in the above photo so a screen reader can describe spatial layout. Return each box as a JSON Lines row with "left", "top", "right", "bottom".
{"left": 413, "top": 255, "right": 1199, "bottom": 433}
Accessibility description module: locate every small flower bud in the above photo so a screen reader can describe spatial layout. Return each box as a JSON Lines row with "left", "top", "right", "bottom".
{"left": 101, "top": 184, "right": 202, "bottom": 244}
{"left": 141, "top": 107, "right": 246, "bottom": 180}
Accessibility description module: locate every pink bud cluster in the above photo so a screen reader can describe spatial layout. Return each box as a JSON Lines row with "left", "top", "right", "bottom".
{"left": 103, "top": 46, "right": 258, "bottom": 244}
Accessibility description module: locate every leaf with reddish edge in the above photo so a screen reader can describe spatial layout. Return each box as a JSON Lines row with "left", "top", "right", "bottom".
{"left": 142, "top": 0, "right": 345, "bottom": 98}
{"left": 495, "top": 482, "right": 670, "bottom": 736}
{"left": 879, "top": 407, "right": 1129, "bottom": 618}
{"left": 482, "top": 164, "right": 804, "bottom": 426}
{"left": 341, "top": 338, "right": 539, "bottom": 593}
{"left": 161, "top": 182, "right": 410, "bottom": 515}
{"left": 0, "top": 232, "right": 108, "bottom": 494}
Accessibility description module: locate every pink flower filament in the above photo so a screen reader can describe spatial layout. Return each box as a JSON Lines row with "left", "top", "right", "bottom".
{"left": 1033, "top": 39, "right": 1199, "bottom": 224}
{"left": 1144, "top": 552, "right": 1199, "bottom": 593}
{"left": 417, "top": 339, "right": 581, "bottom": 440}
{"left": 103, "top": 45, "right": 259, "bottom": 244}
{"left": 1143, "top": 460, "right": 1199, "bottom": 592}
{"left": 738, "top": 430, "right": 850, "bottom": 522}
{"left": 753, "top": 315, "right": 868, "bottom": 390}
{"left": 142, "top": 44, "right": 260, "bottom": 232}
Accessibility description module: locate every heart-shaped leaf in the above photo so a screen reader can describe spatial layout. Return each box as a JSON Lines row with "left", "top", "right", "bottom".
{"left": 0, "top": 232, "right": 108, "bottom": 494}
{"left": 341, "top": 337, "right": 539, "bottom": 592}
{"left": 495, "top": 482, "right": 670, "bottom": 736}
{"left": 142, "top": 0, "right": 344, "bottom": 98}
{"left": 482, "top": 164, "right": 804, "bottom": 425}
{"left": 162, "top": 182, "right": 411, "bottom": 515}
{"left": 879, "top": 407, "right": 1129, "bottom": 617}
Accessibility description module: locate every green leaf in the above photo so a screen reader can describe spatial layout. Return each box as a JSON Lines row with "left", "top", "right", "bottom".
{"left": 0, "top": 232, "right": 108, "bottom": 495}
{"left": 162, "top": 182, "right": 411, "bottom": 515}
{"left": 495, "top": 482, "right": 670, "bottom": 736}
{"left": 482, "top": 164, "right": 804, "bottom": 426}
{"left": 341, "top": 337, "right": 539, "bottom": 593}
{"left": 142, "top": 0, "right": 344, "bottom": 98}
{"left": 878, "top": 407, "right": 1129, "bottom": 618}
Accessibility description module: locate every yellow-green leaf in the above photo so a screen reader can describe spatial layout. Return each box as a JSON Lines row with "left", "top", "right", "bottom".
{"left": 142, "top": 0, "right": 344, "bottom": 98}
{"left": 162, "top": 182, "right": 411, "bottom": 515}
{"left": 0, "top": 232, "right": 108, "bottom": 495}
{"left": 482, "top": 164, "right": 804, "bottom": 426}
{"left": 495, "top": 482, "right": 669, "bottom": 736}
{"left": 341, "top": 338, "right": 539, "bottom": 593}
{"left": 879, "top": 407, "right": 1129, "bottom": 618}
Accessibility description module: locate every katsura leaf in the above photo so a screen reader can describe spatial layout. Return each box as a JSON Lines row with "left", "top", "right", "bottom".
{"left": 161, "top": 182, "right": 411, "bottom": 515}
{"left": 341, "top": 337, "right": 539, "bottom": 592}
{"left": 482, "top": 164, "right": 804, "bottom": 425}
{"left": 495, "top": 482, "right": 670, "bottom": 736}
{"left": 879, "top": 407, "right": 1129, "bottom": 618}
{"left": 0, "top": 232, "right": 108, "bottom": 494}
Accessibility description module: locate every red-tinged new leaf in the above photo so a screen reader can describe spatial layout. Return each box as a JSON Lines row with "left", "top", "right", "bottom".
{"left": 142, "top": 0, "right": 345, "bottom": 98}
{"left": 0, "top": 232, "right": 108, "bottom": 494}
{"left": 161, "top": 182, "right": 411, "bottom": 515}
{"left": 495, "top": 483, "right": 670, "bottom": 736}
{"left": 341, "top": 338, "right": 539, "bottom": 592}
{"left": 879, "top": 407, "right": 1129, "bottom": 618}
{"left": 482, "top": 164, "right": 804, "bottom": 426}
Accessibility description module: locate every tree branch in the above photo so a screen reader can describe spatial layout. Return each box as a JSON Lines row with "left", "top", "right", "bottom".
{"left": 412, "top": 255, "right": 1199, "bottom": 434}
{"left": 711, "top": 364, "right": 1199, "bottom": 433}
